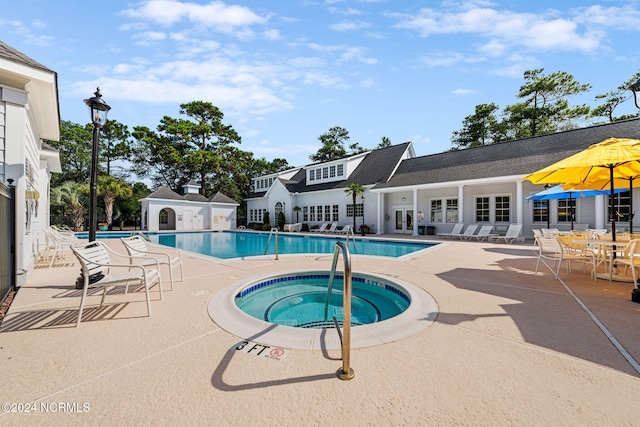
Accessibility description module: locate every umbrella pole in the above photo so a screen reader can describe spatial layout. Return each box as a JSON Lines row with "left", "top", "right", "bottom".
{"left": 570, "top": 194, "right": 574, "bottom": 230}
{"left": 630, "top": 178, "right": 634, "bottom": 233}
{"left": 610, "top": 167, "right": 617, "bottom": 259}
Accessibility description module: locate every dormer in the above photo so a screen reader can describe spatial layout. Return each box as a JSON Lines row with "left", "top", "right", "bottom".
{"left": 252, "top": 167, "right": 301, "bottom": 193}
{"left": 306, "top": 152, "right": 368, "bottom": 185}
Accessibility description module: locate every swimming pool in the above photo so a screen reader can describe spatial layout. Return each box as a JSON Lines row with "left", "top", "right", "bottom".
{"left": 145, "top": 230, "right": 437, "bottom": 259}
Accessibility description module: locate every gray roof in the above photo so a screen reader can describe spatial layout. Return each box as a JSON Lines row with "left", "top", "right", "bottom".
{"left": 144, "top": 186, "right": 237, "bottom": 205}
{"left": 0, "top": 40, "right": 53, "bottom": 72}
{"left": 184, "top": 193, "right": 209, "bottom": 202}
{"left": 246, "top": 142, "right": 411, "bottom": 198}
{"left": 210, "top": 192, "right": 239, "bottom": 204}
{"left": 145, "top": 187, "right": 185, "bottom": 201}
{"left": 374, "top": 118, "right": 640, "bottom": 189}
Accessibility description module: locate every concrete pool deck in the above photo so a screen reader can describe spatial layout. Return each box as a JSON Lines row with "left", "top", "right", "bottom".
{"left": 1, "top": 235, "right": 640, "bottom": 425}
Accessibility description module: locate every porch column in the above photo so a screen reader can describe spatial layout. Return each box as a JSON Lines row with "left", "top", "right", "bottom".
{"left": 516, "top": 180, "right": 523, "bottom": 224}
{"left": 458, "top": 185, "right": 464, "bottom": 223}
{"left": 413, "top": 189, "right": 419, "bottom": 236}
{"left": 376, "top": 193, "right": 384, "bottom": 235}
{"left": 595, "top": 195, "right": 606, "bottom": 229}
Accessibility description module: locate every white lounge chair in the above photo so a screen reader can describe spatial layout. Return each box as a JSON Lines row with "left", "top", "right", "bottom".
{"left": 451, "top": 224, "right": 478, "bottom": 240}
{"left": 469, "top": 225, "right": 497, "bottom": 242}
{"left": 324, "top": 222, "right": 339, "bottom": 233}
{"left": 489, "top": 224, "right": 524, "bottom": 244}
{"left": 71, "top": 241, "right": 162, "bottom": 327}
{"left": 336, "top": 225, "right": 353, "bottom": 234}
{"left": 311, "top": 223, "right": 328, "bottom": 233}
{"left": 121, "top": 235, "right": 184, "bottom": 290}
{"left": 436, "top": 223, "right": 464, "bottom": 239}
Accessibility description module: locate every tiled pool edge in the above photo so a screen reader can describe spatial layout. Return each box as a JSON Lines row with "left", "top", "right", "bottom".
{"left": 208, "top": 270, "right": 438, "bottom": 351}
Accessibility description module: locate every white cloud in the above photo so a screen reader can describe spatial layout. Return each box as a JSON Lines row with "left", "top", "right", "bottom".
{"left": 392, "top": 5, "right": 603, "bottom": 53}
{"left": 330, "top": 20, "right": 371, "bottom": 31}
{"left": 419, "top": 51, "right": 484, "bottom": 68}
{"left": 121, "top": 0, "right": 268, "bottom": 37}
{"left": 451, "top": 88, "right": 479, "bottom": 95}
{"left": 339, "top": 47, "right": 377, "bottom": 64}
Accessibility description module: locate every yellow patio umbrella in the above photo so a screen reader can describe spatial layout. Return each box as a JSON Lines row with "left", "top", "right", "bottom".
{"left": 523, "top": 137, "right": 640, "bottom": 243}
{"left": 563, "top": 172, "right": 640, "bottom": 231}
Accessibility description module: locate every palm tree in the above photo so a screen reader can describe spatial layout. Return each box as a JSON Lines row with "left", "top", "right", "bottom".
{"left": 344, "top": 183, "right": 364, "bottom": 232}
{"left": 51, "top": 181, "right": 88, "bottom": 231}
{"left": 98, "top": 176, "right": 133, "bottom": 226}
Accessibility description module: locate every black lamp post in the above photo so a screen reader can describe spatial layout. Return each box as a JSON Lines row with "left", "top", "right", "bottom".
{"left": 544, "top": 184, "right": 551, "bottom": 229}
{"left": 629, "top": 78, "right": 640, "bottom": 109}
{"left": 360, "top": 195, "right": 366, "bottom": 235}
{"left": 83, "top": 88, "right": 111, "bottom": 242}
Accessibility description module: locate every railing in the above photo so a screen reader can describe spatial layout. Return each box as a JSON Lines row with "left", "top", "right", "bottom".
{"left": 130, "top": 231, "right": 151, "bottom": 241}
{"left": 324, "top": 241, "right": 355, "bottom": 380}
{"left": 264, "top": 227, "right": 279, "bottom": 260}
{"left": 343, "top": 225, "right": 357, "bottom": 254}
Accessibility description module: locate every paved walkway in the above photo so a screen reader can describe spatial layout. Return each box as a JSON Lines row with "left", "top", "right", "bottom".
{"left": 1, "top": 235, "right": 639, "bottom": 425}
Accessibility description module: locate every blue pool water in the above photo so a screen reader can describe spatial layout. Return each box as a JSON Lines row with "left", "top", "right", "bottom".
{"left": 144, "top": 230, "right": 436, "bottom": 259}
{"left": 234, "top": 272, "right": 410, "bottom": 328}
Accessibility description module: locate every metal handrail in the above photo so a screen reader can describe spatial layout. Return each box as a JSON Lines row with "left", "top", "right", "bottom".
{"left": 264, "top": 227, "right": 279, "bottom": 260}
{"left": 324, "top": 241, "right": 355, "bottom": 380}
{"left": 130, "top": 231, "right": 151, "bottom": 242}
{"left": 343, "top": 225, "right": 357, "bottom": 254}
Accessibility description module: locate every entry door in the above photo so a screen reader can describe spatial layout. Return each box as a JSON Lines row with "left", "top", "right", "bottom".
{"left": 394, "top": 208, "right": 414, "bottom": 234}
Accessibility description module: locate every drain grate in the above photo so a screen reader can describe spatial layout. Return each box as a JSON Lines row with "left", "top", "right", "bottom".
{"left": 293, "top": 319, "right": 365, "bottom": 329}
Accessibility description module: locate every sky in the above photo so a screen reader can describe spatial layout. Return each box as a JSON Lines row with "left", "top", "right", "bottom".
{"left": 2, "top": 0, "right": 640, "bottom": 168}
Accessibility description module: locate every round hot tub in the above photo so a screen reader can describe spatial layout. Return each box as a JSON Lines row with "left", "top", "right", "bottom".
{"left": 208, "top": 270, "right": 438, "bottom": 350}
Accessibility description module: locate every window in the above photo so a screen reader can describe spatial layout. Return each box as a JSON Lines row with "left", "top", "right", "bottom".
{"left": 533, "top": 200, "right": 548, "bottom": 223}
{"left": 303, "top": 206, "right": 308, "bottom": 222}
{"left": 475, "top": 197, "right": 490, "bottom": 222}
{"left": 159, "top": 209, "right": 169, "bottom": 225}
{"left": 310, "top": 206, "right": 315, "bottom": 222}
{"left": 333, "top": 205, "right": 339, "bottom": 222}
{"left": 309, "top": 171, "right": 315, "bottom": 181}
{"left": 557, "top": 198, "right": 576, "bottom": 222}
{"left": 317, "top": 206, "right": 323, "bottom": 221}
{"left": 431, "top": 200, "right": 442, "bottom": 222}
{"left": 446, "top": 199, "right": 458, "bottom": 223}
{"left": 495, "top": 196, "right": 510, "bottom": 222}
{"left": 275, "top": 202, "right": 283, "bottom": 216}
{"left": 323, "top": 167, "right": 328, "bottom": 179}
{"left": 347, "top": 204, "right": 363, "bottom": 217}
{"left": 610, "top": 191, "right": 631, "bottom": 222}
{"left": 337, "top": 164, "right": 344, "bottom": 176}
{"left": 316, "top": 169, "right": 322, "bottom": 180}
{"left": 330, "top": 166, "right": 336, "bottom": 178}
{"left": 324, "top": 205, "right": 331, "bottom": 221}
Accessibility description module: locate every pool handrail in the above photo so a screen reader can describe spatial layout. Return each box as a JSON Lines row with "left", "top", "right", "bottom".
{"left": 325, "top": 241, "right": 355, "bottom": 380}
{"left": 264, "top": 227, "right": 279, "bottom": 260}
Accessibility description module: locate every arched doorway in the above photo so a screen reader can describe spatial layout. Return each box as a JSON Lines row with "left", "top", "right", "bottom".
{"left": 159, "top": 208, "right": 177, "bottom": 230}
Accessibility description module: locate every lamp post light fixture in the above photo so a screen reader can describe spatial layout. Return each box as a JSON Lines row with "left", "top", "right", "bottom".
{"left": 84, "top": 87, "right": 111, "bottom": 242}
{"left": 629, "top": 78, "right": 640, "bottom": 110}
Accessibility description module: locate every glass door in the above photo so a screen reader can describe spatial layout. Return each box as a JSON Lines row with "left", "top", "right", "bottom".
{"left": 394, "top": 208, "right": 414, "bottom": 234}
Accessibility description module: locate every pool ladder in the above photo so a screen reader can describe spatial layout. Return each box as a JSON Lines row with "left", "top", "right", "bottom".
{"left": 324, "top": 241, "right": 355, "bottom": 380}
{"left": 264, "top": 227, "right": 279, "bottom": 260}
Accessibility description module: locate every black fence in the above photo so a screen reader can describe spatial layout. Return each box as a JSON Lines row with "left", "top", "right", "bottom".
{"left": 50, "top": 215, "right": 142, "bottom": 231}
{"left": 0, "top": 180, "right": 15, "bottom": 302}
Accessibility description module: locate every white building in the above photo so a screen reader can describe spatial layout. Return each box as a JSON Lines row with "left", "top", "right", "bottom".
{"left": 140, "top": 181, "right": 238, "bottom": 232}
{"left": 246, "top": 118, "right": 640, "bottom": 238}
{"left": 0, "top": 41, "right": 61, "bottom": 291}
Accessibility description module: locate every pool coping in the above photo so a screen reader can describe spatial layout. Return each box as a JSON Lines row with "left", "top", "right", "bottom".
{"left": 208, "top": 269, "right": 438, "bottom": 350}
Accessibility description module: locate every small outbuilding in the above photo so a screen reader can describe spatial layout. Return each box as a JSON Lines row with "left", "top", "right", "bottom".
{"left": 140, "top": 181, "right": 238, "bottom": 231}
